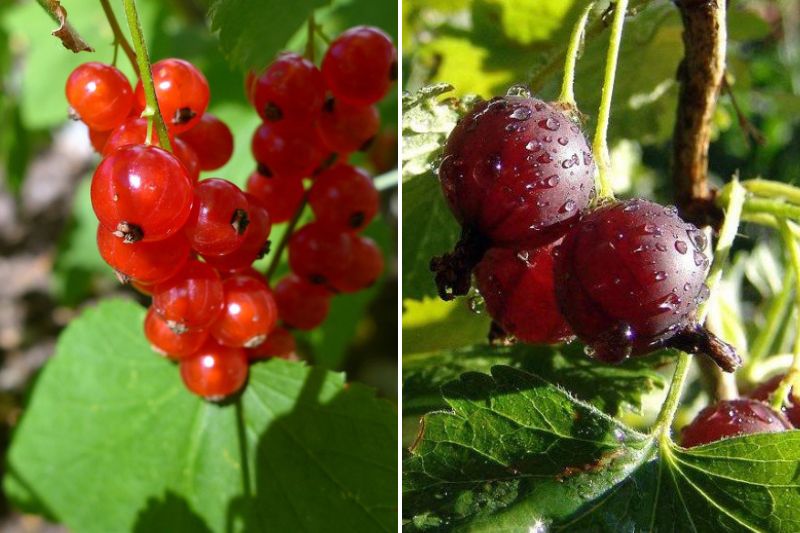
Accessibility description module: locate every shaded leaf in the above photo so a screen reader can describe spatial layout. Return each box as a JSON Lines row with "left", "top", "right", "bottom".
{"left": 5, "top": 299, "right": 396, "bottom": 532}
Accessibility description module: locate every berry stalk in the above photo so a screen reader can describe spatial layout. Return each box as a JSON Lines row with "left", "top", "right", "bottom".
{"left": 654, "top": 179, "right": 746, "bottom": 441}
{"left": 121, "top": 0, "right": 171, "bottom": 151}
{"left": 591, "top": 0, "right": 628, "bottom": 200}
{"left": 265, "top": 194, "right": 308, "bottom": 282}
{"left": 99, "top": 0, "right": 138, "bottom": 76}
{"left": 556, "top": 2, "right": 595, "bottom": 109}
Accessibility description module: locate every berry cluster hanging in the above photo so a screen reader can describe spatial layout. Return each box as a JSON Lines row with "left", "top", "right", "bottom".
{"left": 66, "top": 25, "right": 396, "bottom": 401}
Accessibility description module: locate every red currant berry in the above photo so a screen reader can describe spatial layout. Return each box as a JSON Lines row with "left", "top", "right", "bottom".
{"left": 248, "top": 326, "right": 298, "bottom": 361}
{"left": 440, "top": 95, "right": 595, "bottom": 248}
{"left": 335, "top": 236, "right": 384, "bottom": 293}
{"left": 91, "top": 144, "right": 194, "bottom": 242}
{"left": 252, "top": 52, "right": 325, "bottom": 123}
{"left": 309, "top": 164, "right": 379, "bottom": 231}
{"left": 750, "top": 374, "right": 800, "bottom": 427}
{"left": 66, "top": 62, "right": 134, "bottom": 131}
{"left": 202, "top": 196, "right": 272, "bottom": 272}
{"left": 144, "top": 306, "right": 208, "bottom": 359}
{"left": 131, "top": 280, "right": 154, "bottom": 296}
{"left": 474, "top": 244, "right": 572, "bottom": 344}
{"left": 288, "top": 222, "right": 354, "bottom": 289}
{"left": 211, "top": 275, "right": 278, "bottom": 348}
{"left": 88, "top": 128, "right": 111, "bottom": 153}
{"left": 180, "top": 339, "right": 248, "bottom": 400}
{"left": 317, "top": 99, "right": 379, "bottom": 154}
{"left": 246, "top": 170, "right": 305, "bottom": 224}
{"left": 322, "top": 26, "right": 396, "bottom": 106}
{"left": 152, "top": 260, "right": 224, "bottom": 332}
{"left": 172, "top": 138, "right": 201, "bottom": 182}
{"left": 102, "top": 117, "right": 162, "bottom": 156}
{"left": 178, "top": 114, "right": 234, "bottom": 171}
{"left": 368, "top": 128, "right": 398, "bottom": 174}
{"left": 251, "top": 121, "right": 326, "bottom": 179}
{"left": 225, "top": 266, "right": 269, "bottom": 288}
{"left": 97, "top": 225, "right": 190, "bottom": 284}
{"left": 681, "top": 399, "right": 790, "bottom": 447}
{"left": 134, "top": 58, "right": 210, "bottom": 134}
{"left": 274, "top": 274, "right": 331, "bottom": 330}
{"left": 554, "top": 198, "right": 739, "bottom": 371}
{"left": 184, "top": 178, "right": 250, "bottom": 256}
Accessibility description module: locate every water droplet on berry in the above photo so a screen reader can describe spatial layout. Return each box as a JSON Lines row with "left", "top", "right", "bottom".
{"left": 542, "top": 135, "right": 553, "bottom": 143}
{"left": 557, "top": 137, "right": 568, "bottom": 146}
{"left": 525, "top": 140, "right": 542, "bottom": 152}
{"left": 664, "top": 205, "right": 678, "bottom": 216}
{"left": 623, "top": 203, "right": 639, "bottom": 212}
{"left": 697, "top": 284, "right": 710, "bottom": 302}
{"left": 544, "top": 175, "right": 560, "bottom": 188}
{"left": 654, "top": 271, "right": 667, "bottom": 281}
{"left": 693, "top": 250, "right": 708, "bottom": 267}
{"left": 655, "top": 243, "right": 667, "bottom": 252}
{"left": 537, "top": 153, "right": 552, "bottom": 164}
{"left": 687, "top": 228, "right": 707, "bottom": 251}
{"left": 505, "top": 84, "right": 531, "bottom": 98}
{"left": 584, "top": 345, "right": 596, "bottom": 356}
{"left": 643, "top": 223, "right": 662, "bottom": 236}
{"left": 539, "top": 117, "right": 560, "bottom": 131}
{"left": 560, "top": 200, "right": 576, "bottom": 213}
{"left": 562, "top": 154, "right": 579, "bottom": 169}
{"left": 534, "top": 102, "right": 546, "bottom": 111}
{"left": 675, "top": 240, "right": 688, "bottom": 254}
{"left": 510, "top": 107, "right": 532, "bottom": 121}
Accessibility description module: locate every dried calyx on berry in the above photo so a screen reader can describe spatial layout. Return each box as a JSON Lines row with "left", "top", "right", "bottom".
{"left": 432, "top": 87, "right": 596, "bottom": 300}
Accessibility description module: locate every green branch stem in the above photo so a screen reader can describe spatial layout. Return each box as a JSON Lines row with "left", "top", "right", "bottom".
{"left": 122, "top": 0, "right": 171, "bottom": 151}
{"left": 557, "top": 2, "right": 595, "bottom": 107}
{"left": 591, "top": 0, "right": 628, "bottom": 200}
{"left": 99, "top": 0, "right": 138, "bottom": 76}
{"left": 654, "top": 180, "right": 746, "bottom": 442}
{"left": 265, "top": 196, "right": 307, "bottom": 281}
{"left": 770, "top": 220, "right": 800, "bottom": 411}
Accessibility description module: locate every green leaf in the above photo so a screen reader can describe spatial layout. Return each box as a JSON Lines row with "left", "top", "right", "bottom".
{"left": 472, "top": 0, "right": 579, "bottom": 46}
{"left": 404, "top": 366, "right": 800, "bottom": 532}
{"left": 403, "top": 297, "right": 491, "bottom": 356}
{"left": 402, "top": 343, "right": 668, "bottom": 416}
{"left": 5, "top": 299, "right": 396, "bottom": 532}
{"left": 209, "top": 0, "right": 329, "bottom": 70}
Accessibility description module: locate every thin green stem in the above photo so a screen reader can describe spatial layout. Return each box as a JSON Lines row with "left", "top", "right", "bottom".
{"left": 557, "top": 2, "right": 595, "bottom": 107}
{"left": 305, "top": 15, "right": 316, "bottom": 62}
{"left": 740, "top": 197, "right": 800, "bottom": 221}
{"left": 770, "top": 220, "right": 800, "bottom": 410}
{"left": 122, "top": 0, "right": 171, "bottom": 151}
{"left": 99, "top": 0, "right": 138, "bottom": 76}
{"left": 265, "top": 196, "right": 307, "bottom": 281}
{"left": 743, "top": 179, "right": 800, "bottom": 205}
{"left": 654, "top": 180, "right": 746, "bottom": 441}
{"left": 592, "top": 0, "right": 628, "bottom": 200}
{"left": 745, "top": 268, "right": 794, "bottom": 381}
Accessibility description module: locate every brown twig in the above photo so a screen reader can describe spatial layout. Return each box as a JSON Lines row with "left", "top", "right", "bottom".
{"left": 721, "top": 75, "right": 765, "bottom": 147}
{"left": 99, "top": 0, "right": 139, "bottom": 76}
{"left": 671, "top": 0, "right": 728, "bottom": 228}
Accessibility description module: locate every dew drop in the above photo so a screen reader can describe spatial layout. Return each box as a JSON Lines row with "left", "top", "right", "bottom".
{"left": 675, "top": 240, "right": 688, "bottom": 254}
{"left": 693, "top": 250, "right": 708, "bottom": 267}
{"left": 544, "top": 175, "right": 560, "bottom": 188}
{"left": 623, "top": 203, "right": 640, "bottom": 213}
{"left": 654, "top": 271, "right": 667, "bottom": 281}
{"left": 537, "top": 153, "right": 552, "bottom": 164}
{"left": 560, "top": 199, "right": 576, "bottom": 213}
{"left": 557, "top": 137, "right": 569, "bottom": 146}
{"left": 687, "top": 228, "right": 708, "bottom": 251}
{"left": 534, "top": 102, "right": 546, "bottom": 112}
{"left": 643, "top": 223, "right": 663, "bottom": 236}
{"left": 584, "top": 345, "right": 596, "bottom": 356}
{"left": 655, "top": 243, "right": 667, "bottom": 252}
{"left": 506, "top": 84, "right": 531, "bottom": 98}
{"left": 510, "top": 107, "right": 532, "bottom": 121}
{"left": 539, "top": 117, "right": 560, "bottom": 131}
{"left": 562, "top": 154, "right": 579, "bottom": 169}
{"left": 542, "top": 135, "right": 553, "bottom": 143}
{"left": 525, "top": 140, "right": 542, "bottom": 152}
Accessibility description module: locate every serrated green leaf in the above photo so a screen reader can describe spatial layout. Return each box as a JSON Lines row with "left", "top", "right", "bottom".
{"left": 403, "top": 343, "right": 668, "bottom": 416}
{"left": 404, "top": 365, "right": 800, "bottom": 532}
{"left": 5, "top": 299, "right": 396, "bottom": 532}
{"left": 209, "top": 0, "right": 329, "bottom": 70}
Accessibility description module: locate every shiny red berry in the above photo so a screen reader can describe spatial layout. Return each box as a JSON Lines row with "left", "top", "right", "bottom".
{"left": 274, "top": 274, "right": 331, "bottom": 330}
{"left": 202, "top": 196, "right": 272, "bottom": 272}
{"left": 368, "top": 128, "right": 398, "bottom": 174}
{"left": 171, "top": 138, "right": 201, "bottom": 183}
{"left": 152, "top": 260, "right": 224, "bottom": 332}
{"left": 335, "top": 236, "right": 384, "bottom": 293}
{"left": 184, "top": 178, "right": 250, "bottom": 256}
{"left": 252, "top": 52, "right": 325, "bottom": 123}
{"left": 135, "top": 58, "right": 210, "bottom": 134}
{"left": 750, "top": 374, "right": 800, "bottom": 427}
{"left": 317, "top": 99, "right": 379, "bottom": 154}
{"left": 288, "top": 223, "right": 354, "bottom": 289}
{"left": 144, "top": 306, "right": 208, "bottom": 359}
{"left": 248, "top": 326, "right": 298, "bottom": 361}
{"left": 251, "top": 121, "right": 326, "bottom": 179}
{"left": 322, "top": 26, "right": 396, "bottom": 106}
{"left": 439, "top": 95, "right": 595, "bottom": 248}
{"left": 91, "top": 144, "right": 194, "bottom": 242}
{"left": 66, "top": 62, "right": 134, "bottom": 131}
{"left": 475, "top": 244, "right": 572, "bottom": 344}
{"left": 554, "top": 198, "right": 739, "bottom": 371}
{"left": 211, "top": 275, "right": 278, "bottom": 348}
{"left": 102, "top": 117, "right": 162, "bottom": 156}
{"left": 88, "top": 128, "right": 111, "bottom": 153}
{"left": 178, "top": 113, "right": 234, "bottom": 171}
{"left": 309, "top": 164, "right": 379, "bottom": 231}
{"left": 97, "top": 225, "right": 190, "bottom": 284}
{"left": 246, "top": 170, "right": 305, "bottom": 224}
{"left": 180, "top": 339, "right": 248, "bottom": 400}
{"left": 681, "top": 399, "right": 790, "bottom": 447}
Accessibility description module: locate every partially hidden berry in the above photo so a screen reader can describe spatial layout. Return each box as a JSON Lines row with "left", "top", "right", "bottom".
{"left": 152, "top": 259, "right": 224, "bottom": 332}
{"left": 248, "top": 326, "right": 298, "bottom": 361}
{"left": 66, "top": 62, "right": 134, "bottom": 131}
{"left": 274, "top": 274, "right": 331, "bottom": 330}
{"left": 180, "top": 339, "right": 248, "bottom": 400}
{"left": 252, "top": 52, "right": 325, "bottom": 124}
{"left": 475, "top": 243, "right": 573, "bottom": 344}
{"left": 288, "top": 222, "right": 354, "bottom": 289}
{"left": 681, "top": 399, "right": 790, "bottom": 447}
{"left": 178, "top": 113, "right": 234, "bottom": 171}
{"left": 211, "top": 275, "right": 278, "bottom": 348}
{"left": 184, "top": 178, "right": 250, "bottom": 256}
{"left": 134, "top": 58, "right": 210, "bottom": 134}
{"left": 246, "top": 171, "right": 305, "bottom": 224}
{"left": 309, "top": 164, "right": 378, "bottom": 231}
{"left": 750, "top": 374, "right": 800, "bottom": 427}
{"left": 202, "top": 196, "right": 272, "bottom": 272}
{"left": 317, "top": 99, "right": 379, "bottom": 154}
{"left": 335, "top": 236, "right": 384, "bottom": 293}
{"left": 144, "top": 306, "right": 208, "bottom": 359}
{"left": 251, "top": 121, "right": 325, "bottom": 179}
{"left": 97, "top": 225, "right": 190, "bottom": 284}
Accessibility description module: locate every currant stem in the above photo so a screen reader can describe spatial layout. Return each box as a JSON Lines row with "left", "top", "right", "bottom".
{"left": 654, "top": 179, "right": 746, "bottom": 441}
{"left": 99, "top": 0, "right": 138, "bottom": 76}
{"left": 122, "top": 0, "right": 171, "bottom": 151}
{"left": 770, "top": 219, "right": 800, "bottom": 411}
{"left": 557, "top": 2, "right": 595, "bottom": 107}
{"left": 744, "top": 267, "right": 794, "bottom": 383}
{"left": 305, "top": 15, "right": 316, "bottom": 62}
{"left": 265, "top": 195, "right": 308, "bottom": 282}
{"left": 592, "top": 0, "right": 628, "bottom": 200}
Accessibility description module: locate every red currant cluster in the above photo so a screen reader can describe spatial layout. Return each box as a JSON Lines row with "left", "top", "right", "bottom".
{"left": 243, "top": 26, "right": 395, "bottom": 330}
{"left": 64, "top": 25, "right": 395, "bottom": 402}
{"left": 435, "top": 90, "right": 738, "bottom": 372}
